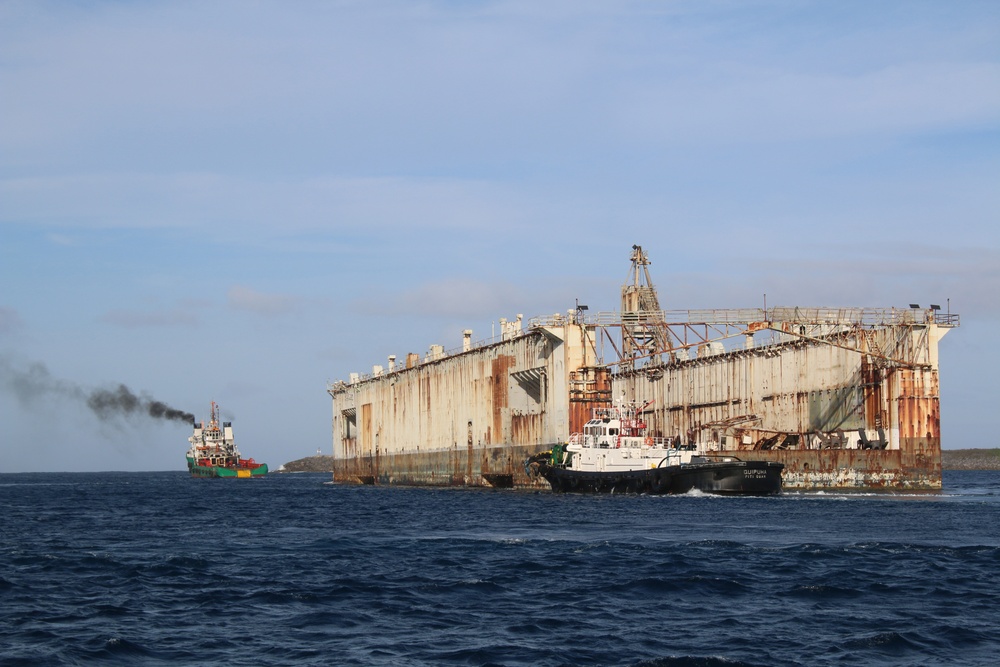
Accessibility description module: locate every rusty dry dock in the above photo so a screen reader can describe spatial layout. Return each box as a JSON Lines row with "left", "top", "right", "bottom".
{"left": 328, "top": 246, "right": 957, "bottom": 492}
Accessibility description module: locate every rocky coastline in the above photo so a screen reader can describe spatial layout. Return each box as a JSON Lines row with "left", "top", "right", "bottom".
{"left": 280, "top": 449, "right": 1000, "bottom": 474}
{"left": 277, "top": 455, "right": 335, "bottom": 473}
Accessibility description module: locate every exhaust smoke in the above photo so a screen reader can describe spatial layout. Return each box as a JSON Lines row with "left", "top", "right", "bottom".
{"left": 1, "top": 357, "right": 194, "bottom": 424}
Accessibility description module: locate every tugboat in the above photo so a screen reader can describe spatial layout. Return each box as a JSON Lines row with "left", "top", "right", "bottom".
{"left": 186, "top": 402, "right": 268, "bottom": 478}
{"left": 526, "top": 401, "right": 782, "bottom": 495}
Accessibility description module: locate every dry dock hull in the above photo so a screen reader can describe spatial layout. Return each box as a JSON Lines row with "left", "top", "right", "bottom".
{"left": 331, "top": 445, "right": 940, "bottom": 491}
{"left": 333, "top": 443, "right": 551, "bottom": 489}
{"left": 328, "top": 247, "right": 958, "bottom": 495}
{"left": 730, "top": 447, "right": 941, "bottom": 491}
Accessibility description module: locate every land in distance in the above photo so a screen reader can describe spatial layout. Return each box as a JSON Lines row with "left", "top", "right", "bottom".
{"left": 942, "top": 448, "right": 1000, "bottom": 470}
{"left": 277, "top": 455, "right": 334, "bottom": 473}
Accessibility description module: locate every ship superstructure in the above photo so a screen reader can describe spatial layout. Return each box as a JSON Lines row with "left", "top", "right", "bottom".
{"left": 186, "top": 402, "right": 268, "bottom": 478}
{"left": 525, "top": 400, "right": 784, "bottom": 495}
{"left": 328, "top": 246, "right": 958, "bottom": 490}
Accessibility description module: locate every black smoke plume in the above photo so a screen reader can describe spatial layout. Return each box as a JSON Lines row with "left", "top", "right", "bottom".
{"left": 1, "top": 357, "right": 194, "bottom": 424}
{"left": 87, "top": 384, "right": 195, "bottom": 423}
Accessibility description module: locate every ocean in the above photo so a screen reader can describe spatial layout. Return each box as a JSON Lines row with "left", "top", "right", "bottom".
{"left": 2, "top": 471, "right": 999, "bottom": 667}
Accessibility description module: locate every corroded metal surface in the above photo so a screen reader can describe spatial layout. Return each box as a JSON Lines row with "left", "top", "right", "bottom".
{"left": 727, "top": 448, "right": 941, "bottom": 491}
{"left": 332, "top": 443, "right": 549, "bottom": 490}
{"left": 329, "top": 318, "right": 599, "bottom": 489}
{"left": 329, "top": 319, "right": 953, "bottom": 491}
{"left": 569, "top": 366, "right": 611, "bottom": 434}
{"left": 327, "top": 248, "right": 957, "bottom": 492}
{"left": 614, "top": 323, "right": 949, "bottom": 490}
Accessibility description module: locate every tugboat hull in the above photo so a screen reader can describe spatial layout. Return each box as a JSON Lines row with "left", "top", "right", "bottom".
{"left": 540, "top": 460, "right": 783, "bottom": 495}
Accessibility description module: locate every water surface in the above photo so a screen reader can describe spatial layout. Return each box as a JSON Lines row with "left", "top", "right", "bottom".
{"left": 2, "top": 470, "right": 998, "bottom": 666}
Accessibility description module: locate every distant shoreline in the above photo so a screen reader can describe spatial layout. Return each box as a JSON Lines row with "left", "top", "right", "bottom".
{"left": 278, "top": 455, "right": 335, "bottom": 473}
{"left": 279, "top": 450, "right": 1000, "bottom": 473}
{"left": 942, "top": 448, "right": 1000, "bottom": 470}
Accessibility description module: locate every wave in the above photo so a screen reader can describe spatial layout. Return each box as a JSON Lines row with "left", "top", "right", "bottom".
{"left": 3, "top": 471, "right": 1000, "bottom": 667}
{"left": 631, "top": 658, "right": 775, "bottom": 667}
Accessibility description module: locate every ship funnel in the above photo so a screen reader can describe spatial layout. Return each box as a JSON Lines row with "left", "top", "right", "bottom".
{"left": 463, "top": 330, "right": 473, "bottom": 352}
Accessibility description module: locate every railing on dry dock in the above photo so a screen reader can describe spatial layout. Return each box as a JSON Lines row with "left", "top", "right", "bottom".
{"left": 530, "top": 306, "right": 959, "bottom": 329}
{"left": 330, "top": 306, "right": 959, "bottom": 389}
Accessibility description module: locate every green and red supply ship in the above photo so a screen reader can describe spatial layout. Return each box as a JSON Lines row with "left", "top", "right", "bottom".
{"left": 186, "top": 402, "right": 268, "bottom": 478}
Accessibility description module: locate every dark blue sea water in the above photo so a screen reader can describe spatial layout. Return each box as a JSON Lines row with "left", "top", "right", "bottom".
{"left": 2, "top": 471, "right": 1000, "bottom": 667}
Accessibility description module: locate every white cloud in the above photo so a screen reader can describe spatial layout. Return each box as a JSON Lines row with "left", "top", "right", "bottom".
{"left": 2, "top": 1, "right": 998, "bottom": 471}
{"left": 353, "top": 279, "right": 526, "bottom": 319}
{"left": 100, "top": 308, "right": 200, "bottom": 329}
{"left": 227, "top": 285, "right": 298, "bottom": 316}
{"left": 45, "top": 232, "right": 76, "bottom": 246}
{"left": 0, "top": 173, "right": 525, "bottom": 236}
{"left": 0, "top": 306, "right": 25, "bottom": 334}
{"left": 619, "top": 62, "right": 1000, "bottom": 145}
{"left": 350, "top": 276, "right": 591, "bottom": 322}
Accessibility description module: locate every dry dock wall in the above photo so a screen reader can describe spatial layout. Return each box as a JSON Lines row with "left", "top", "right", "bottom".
{"left": 329, "top": 309, "right": 953, "bottom": 491}
{"left": 329, "top": 320, "right": 604, "bottom": 488}
{"left": 615, "top": 321, "right": 947, "bottom": 490}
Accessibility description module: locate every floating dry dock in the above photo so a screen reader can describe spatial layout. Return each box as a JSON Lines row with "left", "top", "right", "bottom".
{"left": 328, "top": 246, "right": 958, "bottom": 491}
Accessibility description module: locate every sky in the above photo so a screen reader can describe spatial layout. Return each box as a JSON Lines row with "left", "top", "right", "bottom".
{"left": 1, "top": 0, "right": 998, "bottom": 472}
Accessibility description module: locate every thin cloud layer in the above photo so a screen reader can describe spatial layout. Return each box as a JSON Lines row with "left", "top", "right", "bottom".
{"left": 0, "top": 306, "right": 25, "bottom": 335}
{"left": 623, "top": 63, "right": 1000, "bottom": 145}
{"left": 0, "top": 173, "right": 523, "bottom": 236}
{"left": 1, "top": 1, "right": 996, "bottom": 471}
{"left": 227, "top": 286, "right": 299, "bottom": 317}
{"left": 100, "top": 308, "right": 200, "bottom": 329}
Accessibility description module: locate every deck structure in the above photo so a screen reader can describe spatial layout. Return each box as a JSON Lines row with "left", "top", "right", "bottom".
{"left": 328, "top": 246, "right": 957, "bottom": 490}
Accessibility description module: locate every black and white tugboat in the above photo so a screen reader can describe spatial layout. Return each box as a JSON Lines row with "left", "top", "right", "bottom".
{"left": 527, "top": 401, "right": 783, "bottom": 495}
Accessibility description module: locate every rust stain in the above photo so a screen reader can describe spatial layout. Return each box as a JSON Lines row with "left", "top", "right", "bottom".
{"left": 722, "top": 447, "right": 940, "bottom": 490}
{"left": 333, "top": 444, "right": 549, "bottom": 489}
{"left": 511, "top": 413, "right": 543, "bottom": 445}
{"left": 328, "top": 300, "right": 954, "bottom": 492}
{"left": 861, "top": 356, "right": 883, "bottom": 429}
{"left": 568, "top": 366, "right": 611, "bottom": 434}
{"left": 492, "top": 355, "right": 515, "bottom": 442}
{"left": 467, "top": 421, "right": 474, "bottom": 481}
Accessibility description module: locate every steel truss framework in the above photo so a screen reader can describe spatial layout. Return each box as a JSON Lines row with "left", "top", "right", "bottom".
{"left": 529, "top": 307, "right": 960, "bottom": 372}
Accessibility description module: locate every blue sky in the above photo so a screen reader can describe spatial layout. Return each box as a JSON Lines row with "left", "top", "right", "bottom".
{"left": 2, "top": 1, "right": 997, "bottom": 472}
